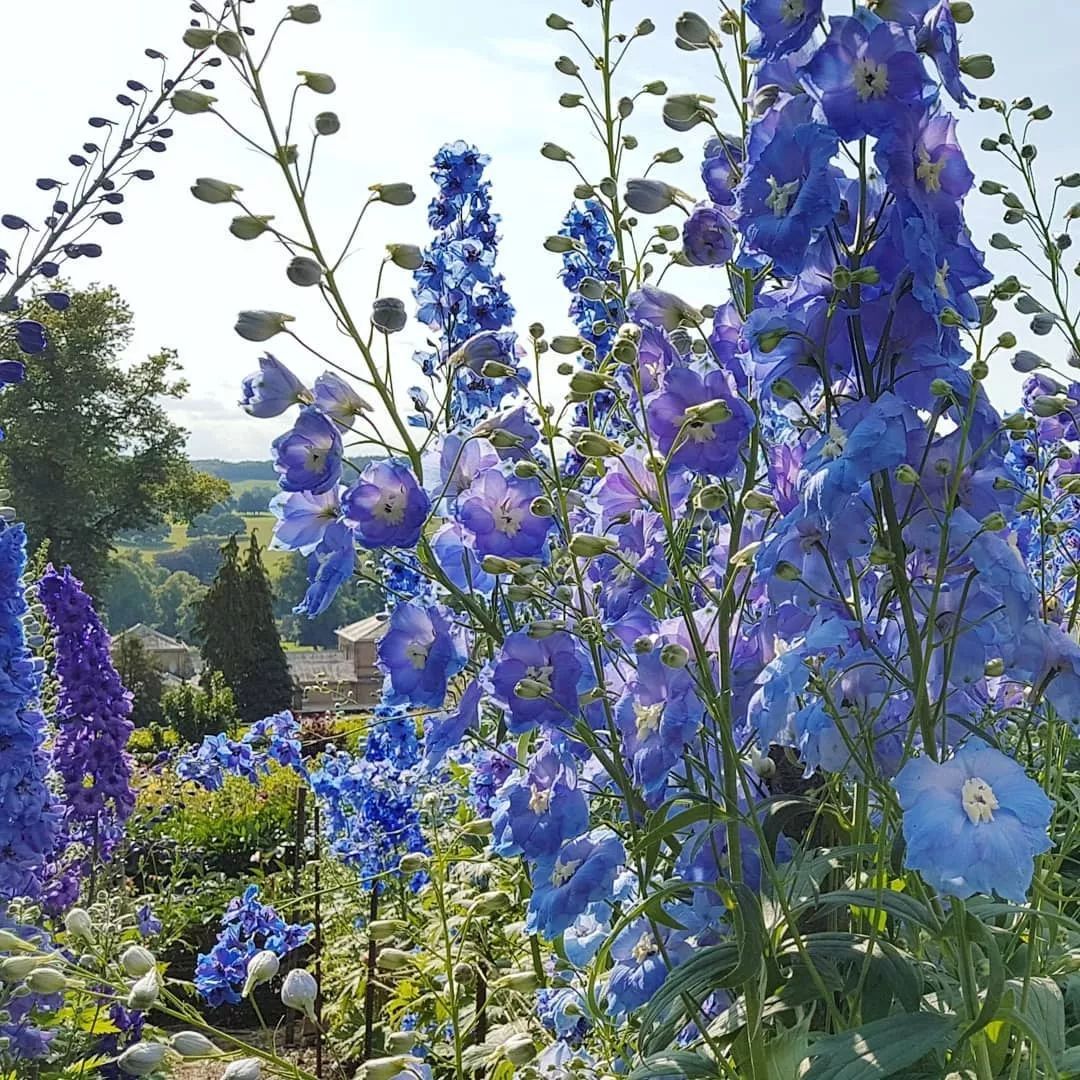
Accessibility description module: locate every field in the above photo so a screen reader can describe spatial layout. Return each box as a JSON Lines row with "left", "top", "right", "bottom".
{"left": 116, "top": 512, "right": 292, "bottom": 570}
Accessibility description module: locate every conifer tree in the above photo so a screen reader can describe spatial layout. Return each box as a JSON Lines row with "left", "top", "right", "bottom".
{"left": 194, "top": 534, "right": 294, "bottom": 723}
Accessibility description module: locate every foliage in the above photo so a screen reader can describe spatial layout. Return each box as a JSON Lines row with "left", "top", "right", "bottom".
{"left": 160, "top": 670, "right": 237, "bottom": 745}
{"left": 112, "top": 635, "right": 165, "bottom": 729}
{"left": 0, "top": 286, "right": 224, "bottom": 591}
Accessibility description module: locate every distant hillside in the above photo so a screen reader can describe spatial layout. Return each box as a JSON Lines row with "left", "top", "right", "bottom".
{"left": 194, "top": 459, "right": 277, "bottom": 483}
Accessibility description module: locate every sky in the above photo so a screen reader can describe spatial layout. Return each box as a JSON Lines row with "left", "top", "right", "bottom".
{"left": 2, "top": 1, "right": 1080, "bottom": 460}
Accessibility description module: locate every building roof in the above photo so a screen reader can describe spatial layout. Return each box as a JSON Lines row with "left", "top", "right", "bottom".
{"left": 335, "top": 615, "right": 389, "bottom": 644}
{"left": 287, "top": 650, "right": 359, "bottom": 686}
{"left": 111, "top": 623, "right": 191, "bottom": 653}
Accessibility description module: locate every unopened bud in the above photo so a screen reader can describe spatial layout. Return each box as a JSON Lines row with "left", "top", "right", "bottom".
{"left": 387, "top": 244, "right": 423, "bottom": 270}
{"left": 774, "top": 561, "right": 800, "bottom": 582}
{"left": 191, "top": 177, "right": 241, "bottom": 204}
{"left": 503, "top": 1034, "right": 537, "bottom": 1066}
{"left": 64, "top": 908, "right": 93, "bottom": 941}
{"left": 127, "top": 969, "right": 160, "bottom": 1010}
{"left": 288, "top": 4, "right": 322, "bottom": 23}
{"left": 399, "top": 852, "right": 428, "bottom": 874}
{"left": 287, "top": 255, "right": 323, "bottom": 286}
{"left": 171, "top": 89, "right": 217, "bottom": 115}
{"left": 26, "top": 968, "right": 67, "bottom": 994}
{"left": 659, "top": 643, "right": 690, "bottom": 668}
{"left": 170, "top": 1031, "right": 220, "bottom": 1058}
{"left": 242, "top": 950, "right": 280, "bottom": 998}
{"left": 496, "top": 970, "right": 540, "bottom": 992}
{"left": 368, "top": 919, "right": 407, "bottom": 941}
{"left": 370, "top": 183, "right": 416, "bottom": 206}
{"left": 376, "top": 948, "right": 413, "bottom": 971}
{"left": 387, "top": 1031, "right": 418, "bottom": 1054}
{"left": 118, "top": 1043, "right": 168, "bottom": 1077}
{"left": 281, "top": 968, "right": 318, "bottom": 1021}
{"left": 984, "top": 658, "right": 1005, "bottom": 678}
{"left": 697, "top": 484, "right": 726, "bottom": 511}
{"left": 742, "top": 490, "right": 777, "bottom": 512}
{"left": 314, "top": 111, "right": 340, "bottom": 135}
{"left": 235, "top": 310, "right": 293, "bottom": 342}
{"left": 896, "top": 464, "right": 919, "bottom": 485}
{"left": 569, "top": 533, "right": 617, "bottom": 558}
{"left": 222, "top": 1059, "right": 262, "bottom": 1080}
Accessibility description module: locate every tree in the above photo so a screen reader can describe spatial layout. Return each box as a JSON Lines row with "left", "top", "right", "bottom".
{"left": 112, "top": 635, "right": 164, "bottom": 728}
{"left": 0, "top": 285, "right": 230, "bottom": 592}
{"left": 160, "top": 671, "right": 236, "bottom": 744}
{"left": 154, "top": 571, "right": 206, "bottom": 640}
{"left": 194, "top": 534, "right": 294, "bottom": 723}
{"left": 100, "top": 553, "right": 165, "bottom": 632}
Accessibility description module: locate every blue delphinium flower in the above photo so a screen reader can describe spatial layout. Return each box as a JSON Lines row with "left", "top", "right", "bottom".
{"left": 294, "top": 521, "right": 357, "bottom": 617}
{"left": 457, "top": 466, "right": 553, "bottom": 559}
{"left": 895, "top": 744, "right": 1053, "bottom": 902}
{"left": 177, "top": 711, "right": 306, "bottom": 791}
{"left": 558, "top": 200, "right": 622, "bottom": 358}
{"left": 682, "top": 202, "right": 735, "bottom": 267}
{"left": 343, "top": 461, "right": 430, "bottom": 549}
{"left": 0, "top": 525, "right": 58, "bottom": 906}
{"left": 270, "top": 487, "right": 341, "bottom": 553}
{"left": 240, "top": 354, "right": 310, "bottom": 417}
{"left": 489, "top": 630, "right": 590, "bottom": 734}
{"left": 605, "top": 917, "right": 692, "bottom": 1020}
{"left": 527, "top": 829, "right": 625, "bottom": 939}
{"left": 271, "top": 405, "right": 343, "bottom": 494}
{"left": 195, "top": 885, "right": 312, "bottom": 1006}
{"left": 378, "top": 602, "right": 466, "bottom": 708}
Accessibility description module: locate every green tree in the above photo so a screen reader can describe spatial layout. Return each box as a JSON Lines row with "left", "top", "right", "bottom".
{"left": 154, "top": 571, "right": 206, "bottom": 640}
{"left": 160, "top": 670, "right": 236, "bottom": 744}
{"left": 0, "top": 285, "right": 230, "bottom": 591}
{"left": 194, "top": 534, "right": 294, "bottom": 723}
{"left": 100, "top": 553, "right": 165, "bottom": 632}
{"left": 112, "top": 635, "right": 164, "bottom": 728}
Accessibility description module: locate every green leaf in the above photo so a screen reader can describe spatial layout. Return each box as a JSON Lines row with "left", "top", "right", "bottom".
{"left": 810, "top": 889, "right": 937, "bottom": 932}
{"left": 1003, "top": 977, "right": 1066, "bottom": 1067}
{"left": 804, "top": 1012, "right": 957, "bottom": 1080}
{"left": 627, "top": 1050, "right": 721, "bottom": 1080}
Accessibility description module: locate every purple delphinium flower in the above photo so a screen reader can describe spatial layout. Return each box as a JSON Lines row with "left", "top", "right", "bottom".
{"left": 423, "top": 678, "right": 482, "bottom": 770}
{"left": 586, "top": 512, "right": 669, "bottom": 621}
{"left": 38, "top": 564, "right": 135, "bottom": 870}
{"left": 378, "top": 601, "right": 466, "bottom": 708}
{"left": 801, "top": 12, "right": 932, "bottom": 142}
{"left": 271, "top": 405, "right": 343, "bottom": 494}
{"left": 294, "top": 520, "right": 357, "bottom": 617}
{"left": 605, "top": 917, "right": 692, "bottom": 1019}
{"left": 457, "top": 467, "right": 553, "bottom": 560}
{"left": 343, "top": 461, "right": 431, "bottom": 549}
{"left": 916, "top": 0, "right": 972, "bottom": 108}
{"left": 489, "top": 630, "right": 591, "bottom": 735}
{"left": 270, "top": 487, "right": 341, "bottom": 553}
{"left": 682, "top": 202, "right": 735, "bottom": 266}
{"left": 240, "top": 354, "right": 309, "bottom": 417}
{"left": 646, "top": 367, "right": 754, "bottom": 478}
{"left": 745, "top": 0, "right": 824, "bottom": 61}
{"left": 313, "top": 371, "right": 371, "bottom": 426}
{"left": 895, "top": 743, "right": 1052, "bottom": 902}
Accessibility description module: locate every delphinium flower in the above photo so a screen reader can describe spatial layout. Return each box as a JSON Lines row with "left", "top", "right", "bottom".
{"left": 378, "top": 602, "right": 466, "bottom": 708}
{"left": 195, "top": 885, "right": 312, "bottom": 1007}
{"left": 412, "top": 141, "right": 522, "bottom": 428}
{"left": 558, "top": 200, "right": 623, "bottom": 359}
{"left": 895, "top": 743, "right": 1052, "bottom": 901}
{"left": 0, "top": 524, "right": 58, "bottom": 906}
{"left": 38, "top": 564, "right": 134, "bottom": 875}
{"left": 176, "top": 710, "right": 307, "bottom": 790}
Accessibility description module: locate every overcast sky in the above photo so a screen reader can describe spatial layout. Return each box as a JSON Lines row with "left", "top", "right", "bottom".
{"left": 3, "top": 1, "right": 1079, "bottom": 460}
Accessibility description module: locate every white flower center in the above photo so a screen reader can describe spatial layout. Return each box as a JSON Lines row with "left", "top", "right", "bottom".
{"left": 551, "top": 856, "right": 582, "bottom": 888}
{"left": 916, "top": 146, "right": 945, "bottom": 193}
{"left": 821, "top": 423, "right": 848, "bottom": 460}
{"left": 853, "top": 57, "right": 889, "bottom": 101}
{"left": 766, "top": 176, "right": 801, "bottom": 217}
{"left": 526, "top": 664, "right": 554, "bottom": 691}
{"left": 780, "top": 0, "right": 805, "bottom": 22}
{"left": 685, "top": 417, "right": 715, "bottom": 443}
{"left": 529, "top": 785, "right": 553, "bottom": 814}
{"left": 634, "top": 701, "right": 664, "bottom": 742}
{"left": 632, "top": 932, "right": 659, "bottom": 963}
{"left": 494, "top": 497, "right": 525, "bottom": 537}
{"left": 961, "top": 776, "right": 999, "bottom": 825}
{"left": 405, "top": 641, "right": 430, "bottom": 670}
{"left": 374, "top": 487, "right": 406, "bottom": 525}
{"left": 935, "top": 260, "right": 951, "bottom": 299}
{"left": 613, "top": 561, "right": 635, "bottom": 585}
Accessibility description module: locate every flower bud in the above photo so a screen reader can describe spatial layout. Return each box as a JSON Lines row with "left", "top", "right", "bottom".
{"left": 929, "top": 378, "right": 953, "bottom": 398}
{"left": 544, "top": 235, "right": 577, "bottom": 253}
{"left": 230, "top": 214, "right": 274, "bottom": 240}
{"left": 288, "top": 4, "right": 322, "bottom": 22}
{"left": 529, "top": 497, "right": 555, "bottom": 518}
{"left": 191, "top": 177, "right": 241, "bottom": 204}
{"left": 895, "top": 464, "right": 919, "bottom": 485}
{"left": 372, "top": 297, "right": 407, "bottom": 333}
{"left": 127, "top": 969, "right": 160, "bottom": 1010}
{"left": 633, "top": 635, "right": 654, "bottom": 654}
{"left": 377, "top": 948, "right": 413, "bottom": 971}
{"left": 659, "top": 643, "right": 690, "bottom": 669}
{"left": 215, "top": 30, "right": 244, "bottom": 57}
{"left": 984, "top": 658, "right": 1005, "bottom": 678}
{"left": 1012, "top": 350, "right": 1044, "bottom": 373}
{"left": 625, "top": 179, "right": 680, "bottom": 214}
{"left": 170, "top": 1031, "right": 220, "bottom": 1057}
{"left": 387, "top": 244, "right": 423, "bottom": 270}
{"left": 774, "top": 561, "right": 800, "bottom": 582}
{"left": 472, "top": 891, "right": 512, "bottom": 914}
{"left": 242, "top": 950, "right": 280, "bottom": 998}
{"left": 550, "top": 335, "right": 583, "bottom": 354}
{"left": 971, "top": 359, "right": 988, "bottom": 381}
{"left": 118, "top": 1043, "right": 168, "bottom": 1076}
{"left": 663, "top": 93, "right": 716, "bottom": 131}
{"left": 298, "top": 70, "right": 335, "bottom": 94}
{"left": 453, "top": 961, "right": 475, "bottom": 985}
{"left": 121, "top": 946, "right": 156, "bottom": 978}
{"left": 569, "top": 534, "right": 618, "bottom": 558}
{"left": 399, "top": 852, "right": 428, "bottom": 874}
{"left": 742, "top": 490, "right": 777, "bottom": 512}
{"left": 358, "top": 1056, "right": 413, "bottom": 1080}
{"left": 568, "top": 371, "right": 610, "bottom": 396}
{"left": 750, "top": 747, "right": 775, "bottom": 779}
{"left": 26, "top": 968, "right": 67, "bottom": 994}
{"left": 287, "top": 256, "right": 323, "bottom": 286}
{"left": 171, "top": 89, "right": 217, "bottom": 115}
{"left": 541, "top": 143, "right": 573, "bottom": 162}
{"left": 281, "top": 968, "right": 318, "bottom": 1021}
{"left": 182, "top": 28, "right": 216, "bottom": 49}
{"left": 0, "top": 930, "right": 29, "bottom": 952}
{"left": 960, "top": 54, "right": 995, "bottom": 79}
{"left": 236, "top": 310, "right": 293, "bottom": 342}
{"left": 515, "top": 678, "right": 550, "bottom": 699}
{"left": 222, "top": 1058, "right": 262, "bottom": 1080}
{"left": 685, "top": 399, "right": 732, "bottom": 424}
{"left": 480, "top": 555, "right": 517, "bottom": 575}
{"left": 981, "top": 511, "right": 1006, "bottom": 532}
{"left": 386, "top": 1031, "right": 418, "bottom": 1054}
{"left": 315, "top": 112, "right": 340, "bottom": 135}
{"left": 64, "top": 908, "right": 93, "bottom": 941}
{"left": 503, "top": 1034, "right": 537, "bottom": 1065}
{"left": 574, "top": 433, "right": 620, "bottom": 457}
{"left": 371, "top": 183, "right": 416, "bottom": 206}
{"left": 675, "top": 11, "right": 713, "bottom": 46}
{"left": 368, "top": 919, "right": 407, "bottom": 941}
{"left": 514, "top": 461, "right": 539, "bottom": 479}
{"left": 1032, "top": 394, "right": 1074, "bottom": 418}
{"left": 0, "top": 957, "right": 42, "bottom": 982}
{"left": 495, "top": 970, "right": 540, "bottom": 992}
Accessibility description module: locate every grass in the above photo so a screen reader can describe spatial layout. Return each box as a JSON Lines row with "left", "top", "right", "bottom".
{"left": 118, "top": 513, "right": 290, "bottom": 570}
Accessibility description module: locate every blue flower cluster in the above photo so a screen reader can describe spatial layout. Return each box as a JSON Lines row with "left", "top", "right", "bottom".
{"left": 194, "top": 884, "right": 312, "bottom": 1007}
{"left": 176, "top": 710, "right": 305, "bottom": 791}
{"left": 309, "top": 705, "right": 427, "bottom": 890}
{"left": 0, "top": 524, "right": 57, "bottom": 906}
{"left": 38, "top": 565, "right": 134, "bottom": 880}
{"left": 558, "top": 200, "right": 622, "bottom": 358}
{"left": 411, "top": 141, "right": 522, "bottom": 428}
